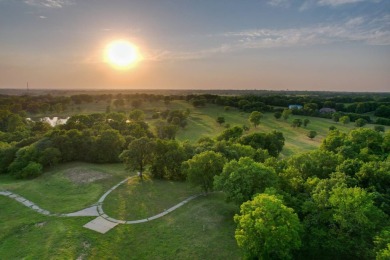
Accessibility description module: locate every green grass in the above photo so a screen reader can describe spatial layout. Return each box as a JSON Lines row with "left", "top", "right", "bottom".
{"left": 0, "top": 164, "right": 240, "bottom": 259}
{"left": 168, "top": 102, "right": 388, "bottom": 157}
{"left": 0, "top": 162, "right": 131, "bottom": 213}
{"left": 103, "top": 175, "right": 201, "bottom": 220}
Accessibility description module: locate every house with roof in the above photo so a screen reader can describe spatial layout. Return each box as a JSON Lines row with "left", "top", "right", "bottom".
{"left": 288, "top": 104, "right": 303, "bottom": 110}
{"left": 319, "top": 107, "right": 336, "bottom": 114}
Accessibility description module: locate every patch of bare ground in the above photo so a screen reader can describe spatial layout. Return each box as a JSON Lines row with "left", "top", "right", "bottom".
{"left": 63, "top": 168, "right": 109, "bottom": 184}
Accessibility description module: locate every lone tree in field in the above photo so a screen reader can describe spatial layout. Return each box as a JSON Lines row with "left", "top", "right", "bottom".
{"left": 355, "top": 118, "right": 367, "bottom": 127}
{"left": 303, "top": 118, "right": 310, "bottom": 127}
{"left": 291, "top": 118, "right": 302, "bottom": 127}
{"left": 234, "top": 193, "right": 302, "bottom": 259}
{"left": 182, "top": 151, "right": 226, "bottom": 193}
{"left": 274, "top": 111, "right": 282, "bottom": 119}
{"left": 119, "top": 137, "right": 154, "bottom": 179}
{"left": 249, "top": 111, "right": 263, "bottom": 128}
{"left": 307, "top": 130, "right": 317, "bottom": 139}
{"left": 339, "top": 116, "right": 350, "bottom": 125}
{"left": 216, "top": 116, "right": 225, "bottom": 126}
{"left": 282, "top": 109, "right": 292, "bottom": 120}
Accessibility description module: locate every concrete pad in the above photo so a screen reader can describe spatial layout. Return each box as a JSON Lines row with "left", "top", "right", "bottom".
{"left": 83, "top": 217, "right": 118, "bottom": 234}
{"left": 66, "top": 206, "right": 99, "bottom": 217}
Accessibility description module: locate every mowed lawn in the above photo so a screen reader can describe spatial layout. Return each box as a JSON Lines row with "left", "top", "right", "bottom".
{"left": 0, "top": 162, "right": 131, "bottom": 213}
{"left": 103, "top": 175, "right": 201, "bottom": 220}
{"left": 0, "top": 163, "right": 240, "bottom": 259}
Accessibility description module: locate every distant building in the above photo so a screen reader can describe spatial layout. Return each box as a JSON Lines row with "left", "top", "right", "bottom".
{"left": 288, "top": 104, "right": 303, "bottom": 110}
{"left": 319, "top": 108, "right": 336, "bottom": 114}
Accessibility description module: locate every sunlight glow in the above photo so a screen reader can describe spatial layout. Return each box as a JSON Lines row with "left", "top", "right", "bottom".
{"left": 105, "top": 40, "right": 141, "bottom": 69}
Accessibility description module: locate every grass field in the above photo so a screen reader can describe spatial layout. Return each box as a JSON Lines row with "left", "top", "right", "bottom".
{"left": 162, "top": 101, "right": 384, "bottom": 157}
{"left": 0, "top": 163, "right": 240, "bottom": 259}
{"left": 0, "top": 162, "right": 130, "bottom": 213}
{"left": 103, "top": 175, "right": 201, "bottom": 220}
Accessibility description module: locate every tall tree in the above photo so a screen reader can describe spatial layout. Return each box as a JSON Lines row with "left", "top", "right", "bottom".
{"left": 216, "top": 116, "right": 225, "bottom": 126}
{"left": 214, "top": 157, "right": 277, "bottom": 204}
{"left": 249, "top": 111, "right": 263, "bottom": 128}
{"left": 234, "top": 193, "right": 302, "bottom": 259}
{"left": 282, "top": 109, "right": 292, "bottom": 120}
{"left": 119, "top": 137, "right": 154, "bottom": 179}
{"left": 182, "top": 151, "right": 226, "bottom": 193}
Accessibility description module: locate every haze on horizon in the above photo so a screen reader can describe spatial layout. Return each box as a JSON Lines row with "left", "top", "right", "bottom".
{"left": 0, "top": 0, "right": 389, "bottom": 92}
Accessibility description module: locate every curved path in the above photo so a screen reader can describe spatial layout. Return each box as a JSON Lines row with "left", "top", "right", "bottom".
{"left": 0, "top": 176, "right": 203, "bottom": 233}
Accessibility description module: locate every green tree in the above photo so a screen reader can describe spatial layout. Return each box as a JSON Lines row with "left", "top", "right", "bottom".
{"left": 375, "top": 125, "right": 385, "bottom": 132}
{"left": 282, "top": 109, "right": 292, "bottom": 120}
{"left": 291, "top": 118, "right": 302, "bottom": 127}
{"left": 249, "top": 111, "right": 263, "bottom": 128}
{"left": 234, "top": 193, "right": 302, "bottom": 259}
{"left": 216, "top": 116, "right": 225, "bottom": 126}
{"left": 93, "top": 129, "right": 125, "bottom": 163}
{"left": 355, "top": 118, "right": 368, "bottom": 127}
{"left": 119, "top": 137, "right": 154, "bottom": 179}
{"left": 182, "top": 151, "right": 226, "bottom": 193}
{"left": 38, "top": 147, "right": 61, "bottom": 167}
{"left": 339, "top": 115, "right": 350, "bottom": 124}
{"left": 332, "top": 112, "right": 342, "bottom": 122}
{"left": 150, "top": 139, "right": 188, "bottom": 180}
{"left": 20, "top": 162, "right": 43, "bottom": 179}
{"left": 303, "top": 118, "right": 310, "bottom": 127}
{"left": 321, "top": 129, "right": 346, "bottom": 153}
{"left": 374, "top": 226, "right": 390, "bottom": 260}
{"left": 303, "top": 185, "right": 387, "bottom": 259}
{"left": 214, "top": 157, "right": 277, "bottom": 204}
{"left": 286, "top": 149, "right": 338, "bottom": 179}
{"left": 131, "top": 99, "right": 143, "bottom": 109}
{"left": 154, "top": 120, "right": 178, "bottom": 140}
{"left": 129, "top": 109, "right": 145, "bottom": 121}
{"left": 307, "top": 130, "right": 317, "bottom": 139}
{"left": 212, "top": 141, "right": 256, "bottom": 161}
{"left": 274, "top": 111, "right": 282, "bottom": 119}
{"left": 217, "top": 126, "right": 243, "bottom": 141}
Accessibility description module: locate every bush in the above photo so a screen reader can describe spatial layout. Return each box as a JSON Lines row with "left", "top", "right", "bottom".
{"left": 355, "top": 118, "right": 367, "bottom": 127}
{"left": 307, "top": 130, "right": 317, "bottom": 139}
{"left": 15, "top": 162, "right": 43, "bottom": 179}
{"left": 374, "top": 125, "right": 385, "bottom": 132}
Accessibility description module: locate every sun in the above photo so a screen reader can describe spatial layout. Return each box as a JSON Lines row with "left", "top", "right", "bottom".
{"left": 105, "top": 40, "right": 141, "bottom": 69}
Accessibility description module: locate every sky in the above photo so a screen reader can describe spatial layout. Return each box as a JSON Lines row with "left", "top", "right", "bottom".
{"left": 0, "top": 0, "right": 389, "bottom": 91}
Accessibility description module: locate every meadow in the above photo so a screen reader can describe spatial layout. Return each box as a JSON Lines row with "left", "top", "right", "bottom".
{"left": 0, "top": 163, "right": 240, "bottom": 259}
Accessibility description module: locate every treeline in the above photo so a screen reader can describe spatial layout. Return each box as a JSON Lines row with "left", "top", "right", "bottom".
{"left": 2, "top": 92, "right": 390, "bottom": 126}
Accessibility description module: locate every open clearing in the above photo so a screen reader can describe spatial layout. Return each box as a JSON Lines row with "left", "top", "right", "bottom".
{"left": 0, "top": 163, "right": 240, "bottom": 259}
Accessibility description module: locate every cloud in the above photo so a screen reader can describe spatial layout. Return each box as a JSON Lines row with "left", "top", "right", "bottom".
{"left": 24, "top": 0, "right": 73, "bottom": 8}
{"left": 147, "top": 45, "right": 234, "bottom": 62}
{"left": 225, "top": 15, "right": 390, "bottom": 48}
{"left": 300, "top": 0, "right": 381, "bottom": 9}
{"left": 153, "top": 14, "right": 389, "bottom": 61}
{"left": 39, "top": 15, "right": 47, "bottom": 19}
{"left": 318, "top": 0, "right": 364, "bottom": 6}
{"left": 267, "top": 0, "right": 291, "bottom": 8}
